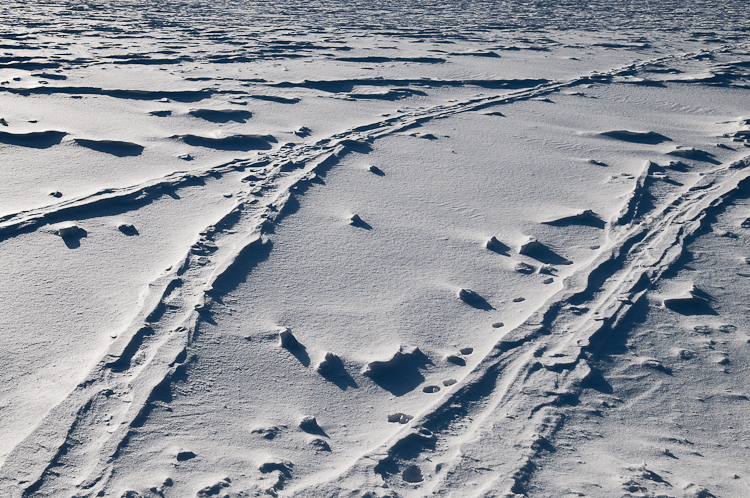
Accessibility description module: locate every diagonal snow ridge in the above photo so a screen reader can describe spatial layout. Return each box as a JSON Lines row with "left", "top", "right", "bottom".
{"left": 290, "top": 152, "right": 750, "bottom": 497}
{"left": 0, "top": 157, "right": 268, "bottom": 240}
{"left": 0, "top": 147, "right": 343, "bottom": 496}
{"left": 0, "top": 45, "right": 745, "bottom": 497}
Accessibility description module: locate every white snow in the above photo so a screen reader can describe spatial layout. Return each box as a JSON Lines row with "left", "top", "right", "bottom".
{"left": 1, "top": 1, "right": 749, "bottom": 497}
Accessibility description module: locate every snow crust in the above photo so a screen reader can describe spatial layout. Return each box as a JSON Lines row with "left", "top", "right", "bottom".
{"left": 1, "top": 1, "right": 750, "bottom": 497}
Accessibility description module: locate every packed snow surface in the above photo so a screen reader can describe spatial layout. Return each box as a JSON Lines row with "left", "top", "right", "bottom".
{"left": 1, "top": 1, "right": 750, "bottom": 497}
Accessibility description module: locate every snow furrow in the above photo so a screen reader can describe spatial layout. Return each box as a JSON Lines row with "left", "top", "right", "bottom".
{"left": 0, "top": 150, "right": 332, "bottom": 496}
{"left": 291, "top": 153, "right": 750, "bottom": 496}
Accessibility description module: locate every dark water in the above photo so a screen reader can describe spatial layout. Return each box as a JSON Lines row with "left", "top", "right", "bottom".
{"left": 0, "top": 0, "right": 747, "bottom": 71}
{"left": 2, "top": 0, "right": 748, "bottom": 40}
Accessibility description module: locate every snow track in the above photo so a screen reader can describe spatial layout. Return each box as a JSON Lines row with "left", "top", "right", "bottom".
{"left": 298, "top": 154, "right": 750, "bottom": 497}
{"left": 1, "top": 42, "right": 749, "bottom": 497}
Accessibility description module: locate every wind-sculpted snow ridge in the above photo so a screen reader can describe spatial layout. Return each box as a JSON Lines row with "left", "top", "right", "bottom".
{"left": 270, "top": 78, "right": 551, "bottom": 93}
{"left": 0, "top": 130, "right": 67, "bottom": 149}
{"left": 290, "top": 152, "right": 750, "bottom": 497}
{"left": 0, "top": 45, "right": 746, "bottom": 497}
{"left": 0, "top": 86, "right": 216, "bottom": 102}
